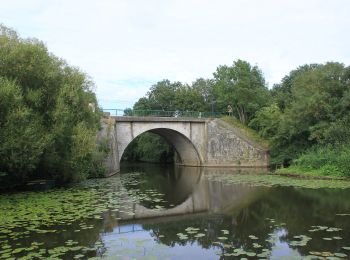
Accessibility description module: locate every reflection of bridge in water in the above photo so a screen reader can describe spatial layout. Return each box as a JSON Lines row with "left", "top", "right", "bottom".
{"left": 117, "top": 167, "right": 268, "bottom": 221}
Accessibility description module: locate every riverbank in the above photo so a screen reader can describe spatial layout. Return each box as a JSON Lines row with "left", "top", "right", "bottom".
{"left": 275, "top": 166, "right": 349, "bottom": 180}
{"left": 275, "top": 144, "right": 350, "bottom": 180}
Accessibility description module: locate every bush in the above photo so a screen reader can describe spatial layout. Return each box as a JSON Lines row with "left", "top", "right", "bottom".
{"left": 0, "top": 25, "right": 103, "bottom": 186}
{"left": 293, "top": 144, "right": 350, "bottom": 177}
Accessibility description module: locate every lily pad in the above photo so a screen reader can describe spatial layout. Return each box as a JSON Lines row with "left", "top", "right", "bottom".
{"left": 221, "top": 229, "right": 229, "bottom": 235}
{"left": 334, "top": 252, "right": 347, "bottom": 258}
{"left": 333, "top": 236, "right": 342, "bottom": 240}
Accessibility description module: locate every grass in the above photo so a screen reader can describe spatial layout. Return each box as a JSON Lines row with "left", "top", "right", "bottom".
{"left": 221, "top": 116, "right": 269, "bottom": 149}
{"left": 276, "top": 166, "right": 346, "bottom": 180}
{"left": 205, "top": 170, "right": 350, "bottom": 189}
{"left": 276, "top": 144, "right": 350, "bottom": 178}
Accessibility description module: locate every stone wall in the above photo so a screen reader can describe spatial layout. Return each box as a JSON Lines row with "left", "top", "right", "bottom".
{"left": 98, "top": 116, "right": 269, "bottom": 174}
{"left": 206, "top": 119, "right": 269, "bottom": 167}
{"left": 96, "top": 117, "right": 119, "bottom": 175}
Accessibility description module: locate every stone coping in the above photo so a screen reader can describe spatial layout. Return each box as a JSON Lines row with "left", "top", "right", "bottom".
{"left": 112, "top": 116, "right": 208, "bottom": 123}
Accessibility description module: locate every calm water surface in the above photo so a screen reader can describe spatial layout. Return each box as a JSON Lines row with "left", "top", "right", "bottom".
{"left": 1, "top": 163, "right": 350, "bottom": 259}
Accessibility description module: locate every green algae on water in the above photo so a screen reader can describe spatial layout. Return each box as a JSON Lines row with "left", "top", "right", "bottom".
{"left": 205, "top": 172, "right": 350, "bottom": 189}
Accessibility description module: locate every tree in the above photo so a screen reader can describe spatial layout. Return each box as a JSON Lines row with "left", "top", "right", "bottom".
{"left": 213, "top": 59, "right": 270, "bottom": 124}
{"left": 0, "top": 77, "right": 47, "bottom": 182}
{"left": 147, "top": 80, "right": 181, "bottom": 110}
{"left": 133, "top": 79, "right": 216, "bottom": 113}
{"left": 0, "top": 25, "right": 103, "bottom": 185}
{"left": 121, "top": 132, "right": 174, "bottom": 163}
{"left": 252, "top": 62, "right": 350, "bottom": 165}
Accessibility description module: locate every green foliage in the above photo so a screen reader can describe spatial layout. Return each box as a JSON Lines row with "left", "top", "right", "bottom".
{"left": 287, "top": 144, "right": 350, "bottom": 177}
{"left": 131, "top": 60, "right": 270, "bottom": 161}
{"left": 252, "top": 62, "right": 350, "bottom": 166}
{"left": 133, "top": 60, "right": 350, "bottom": 171}
{"left": 133, "top": 60, "right": 270, "bottom": 122}
{"left": 249, "top": 103, "right": 282, "bottom": 139}
{"left": 213, "top": 60, "right": 271, "bottom": 124}
{"left": 0, "top": 77, "right": 48, "bottom": 183}
{"left": 122, "top": 133, "right": 174, "bottom": 163}
{"left": 133, "top": 78, "right": 214, "bottom": 112}
{"left": 207, "top": 169, "right": 350, "bottom": 189}
{"left": 0, "top": 25, "right": 103, "bottom": 186}
{"left": 98, "top": 137, "right": 110, "bottom": 154}
{"left": 123, "top": 108, "right": 133, "bottom": 116}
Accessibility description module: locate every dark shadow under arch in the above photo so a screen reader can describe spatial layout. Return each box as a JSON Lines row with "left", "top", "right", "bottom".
{"left": 120, "top": 128, "right": 202, "bottom": 166}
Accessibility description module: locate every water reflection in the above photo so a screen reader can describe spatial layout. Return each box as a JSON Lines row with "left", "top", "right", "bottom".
{"left": 121, "top": 163, "right": 202, "bottom": 209}
{"left": 2, "top": 164, "right": 350, "bottom": 259}
{"left": 99, "top": 164, "right": 350, "bottom": 259}
{"left": 118, "top": 164, "right": 267, "bottom": 220}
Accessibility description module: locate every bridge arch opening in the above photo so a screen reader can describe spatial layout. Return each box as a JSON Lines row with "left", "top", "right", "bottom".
{"left": 121, "top": 131, "right": 174, "bottom": 163}
{"left": 119, "top": 128, "right": 202, "bottom": 167}
{"left": 119, "top": 129, "right": 203, "bottom": 211}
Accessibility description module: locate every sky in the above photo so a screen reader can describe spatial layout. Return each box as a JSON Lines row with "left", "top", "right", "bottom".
{"left": 1, "top": 0, "right": 350, "bottom": 109}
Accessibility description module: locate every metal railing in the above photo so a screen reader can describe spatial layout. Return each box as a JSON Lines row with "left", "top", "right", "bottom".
{"left": 102, "top": 109, "right": 222, "bottom": 118}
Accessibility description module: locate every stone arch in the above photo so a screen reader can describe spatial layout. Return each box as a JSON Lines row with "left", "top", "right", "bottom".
{"left": 99, "top": 117, "right": 270, "bottom": 175}
{"left": 118, "top": 127, "right": 202, "bottom": 167}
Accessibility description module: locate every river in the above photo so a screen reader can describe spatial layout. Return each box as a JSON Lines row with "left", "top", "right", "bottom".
{"left": 1, "top": 163, "right": 350, "bottom": 259}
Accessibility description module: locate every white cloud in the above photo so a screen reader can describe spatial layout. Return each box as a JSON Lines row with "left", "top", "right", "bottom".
{"left": 1, "top": 0, "right": 350, "bottom": 108}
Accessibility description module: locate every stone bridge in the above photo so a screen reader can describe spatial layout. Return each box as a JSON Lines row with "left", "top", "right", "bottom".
{"left": 98, "top": 116, "right": 269, "bottom": 174}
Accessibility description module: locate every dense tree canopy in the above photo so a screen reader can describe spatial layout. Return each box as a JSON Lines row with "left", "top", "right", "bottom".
{"left": 133, "top": 79, "right": 214, "bottom": 112}
{"left": 129, "top": 60, "right": 271, "bottom": 163}
{"left": 2, "top": 23, "right": 349, "bottom": 178}
{"left": 0, "top": 25, "right": 104, "bottom": 186}
{"left": 213, "top": 59, "right": 271, "bottom": 124}
{"left": 121, "top": 132, "right": 174, "bottom": 163}
{"left": 251, "top": 62, "right": 350, "bottom": 166}
{"left": 133, "top": 60, "right": 270, "bottom": 125}
{"left": 131, "top": 60, "right": 350, "bottom": 173}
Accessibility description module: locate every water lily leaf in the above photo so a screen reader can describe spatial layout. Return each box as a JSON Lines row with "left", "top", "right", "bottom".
{"left": 326, "top": 227, "right": 342, "bottom": 232}
{"left": 246, "top": 252, "right": 256, "bottom": 256}
{"left": 221, "top": 229, "right": 229, "bottom": 235}
{"left": 12, "top": 247, "right": 25, "bottom": 254}
{"left": 253, "top": 243, "right": 262, "bottom": 248}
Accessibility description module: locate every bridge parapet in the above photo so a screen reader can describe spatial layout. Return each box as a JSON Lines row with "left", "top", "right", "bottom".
{"left": 103, "top": 109, "right": 221, "bottom": 118}
{"left": 113, "top": 116, "right": 207, "bottom": 123}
